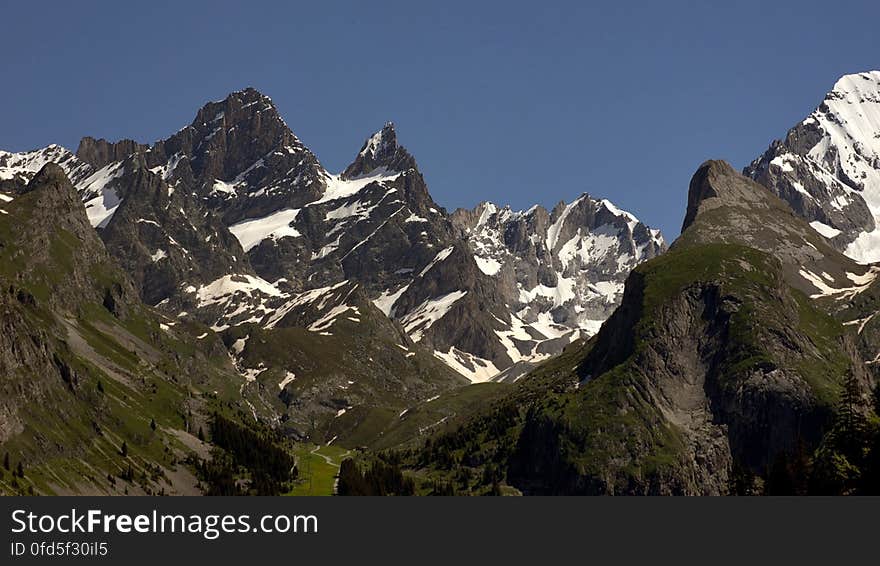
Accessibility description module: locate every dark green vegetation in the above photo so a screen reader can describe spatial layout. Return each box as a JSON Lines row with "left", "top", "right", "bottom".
{"left": 761, "top": 376, "right": 880, "bottom": 495}
{"left": 337, "top": 457, "right": 414, "bottom": 496}
{"left": 191, "top": 413, "right": 298, "bottom": 495}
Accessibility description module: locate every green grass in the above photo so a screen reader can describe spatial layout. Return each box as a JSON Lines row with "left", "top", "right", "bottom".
{"left": 286, "top": 444, "right": 352, "bottom": 496}
{"left": 366, "top": 383, "right": 512, "bottom": 451}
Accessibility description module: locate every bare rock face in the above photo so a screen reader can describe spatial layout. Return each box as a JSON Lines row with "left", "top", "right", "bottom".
{"left": 76, "top": 137, "right": 149, "bottom": 169}
{"left": 96, "top": 156, "right": 251, "bottom": 308}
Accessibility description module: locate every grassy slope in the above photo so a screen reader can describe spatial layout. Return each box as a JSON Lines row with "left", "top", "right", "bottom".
{"left": 224, "top": 310, "right": 467, "bottom": 446}
{"left": 0, "top": 190, "right": 263, "bottom": 495}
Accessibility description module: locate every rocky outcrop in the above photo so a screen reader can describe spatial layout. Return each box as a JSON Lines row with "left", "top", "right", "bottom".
{"left": 7, "top": 163, "right": 136, "bottom": 310}
{"left": 76, "top": 137, "right": 149, "bottom": 169}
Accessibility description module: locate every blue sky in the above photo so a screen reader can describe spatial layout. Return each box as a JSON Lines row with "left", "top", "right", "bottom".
{"left": 1, "top": 1, "right": 878, "bottom": 238}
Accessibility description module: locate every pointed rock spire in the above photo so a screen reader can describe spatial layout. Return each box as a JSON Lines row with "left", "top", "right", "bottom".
{"left": 682, "top": 159, "right": 773, "bottom": 233}
{"left": 342, "top": 121, "right": 417, "bottom": 179}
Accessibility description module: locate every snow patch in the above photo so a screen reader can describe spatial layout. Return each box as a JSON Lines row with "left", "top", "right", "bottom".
{"left": 433, "top": 347, "right": 499, "bottom": 383}
{"left": 810, "top": 221, "right": 841, "bottom": 239}
{"left": 401, "top": 290, "right": 467, "bottom": 342}
{"left": 278, "top": 372, "right": 296, "bottom": 390}
{"left": 474, "top": 256, "right": 502, "bottom": 276}
{"left": 229, "top": 209, "right": 301, "bottom": 251}
{"left": 420, "top": 246, "right": 455, "bottom": 277}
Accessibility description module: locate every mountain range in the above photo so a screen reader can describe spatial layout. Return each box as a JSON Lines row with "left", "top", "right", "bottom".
{"left": 1, "top": 71, "right": 879, "bottom": 495}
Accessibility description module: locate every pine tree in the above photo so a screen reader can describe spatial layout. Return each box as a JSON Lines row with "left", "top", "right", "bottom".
{"left": 873, "top": 381, "right": 880, "bottom": 417}
{"left": 808, "top": 373, "right": 870, "bottom": 494}
{"left": 150, "top": 418, "right": 157, "bottom": 432}
{"left": 338, "top": 459, "right": 366, "bottom": 496}
{"left": 120, "top": 441, "right": 128, "bottom": 457}
{"left": 97, "top": 380, "right": 104, "bottom": 394}
{"left": 197, "top": 427, "right": 205, "bottom": 442}
{"left": 836, "top": 370, "right": 868, "bottom": 465}
{"left": 16, "top": 461, "right": 24, "bottom": 478}
{"left": 3, "top": 452, "right": 9, "bottom": 471}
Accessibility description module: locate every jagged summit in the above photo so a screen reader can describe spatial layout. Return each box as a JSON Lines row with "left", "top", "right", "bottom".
{"left": 191, "top": 87, "right": 287, "bottom": 133}
{"left": 363, "top": 121, "right": 398, "bottom": 157}
{"left": 77, "top": 88, "right": 293, "bottom": 170}
{"left": 342, "top": 121, "right": 417, "bottom": 179}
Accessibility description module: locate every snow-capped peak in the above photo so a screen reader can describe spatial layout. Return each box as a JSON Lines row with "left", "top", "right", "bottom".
{"left": 746, "top": 70, "right": 880, "bottom": 263}
{"left": 360, "top": 122, "right": 397, "bottom": 159}
{"left": 449, "top": 193, "right": 666, "bottom": 379}
{"left": 343, "top": 122, "right": 416, "bottom": 179}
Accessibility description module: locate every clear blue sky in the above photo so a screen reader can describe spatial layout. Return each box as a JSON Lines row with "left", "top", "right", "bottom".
{"left": 1, "top": 1, "right": 878, "bottom": 238}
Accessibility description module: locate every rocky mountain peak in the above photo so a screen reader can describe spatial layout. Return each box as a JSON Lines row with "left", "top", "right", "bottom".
{"left": 683, "top": 159, "right": 772, "bottom": 232}
{"left": 192, "top": 88, "right": 288, "bottom": 135}
{"left": 172, "top": 87, "right": 304, "bottom": 181}
{"left": 676, "top": 158, "right": 876, "bottom": 302}
{"left": 342, "top": 121, "right": 417, "bottom": 179}
{"left": 1, "top": 90, "right": 668, "bottom": 387}
{"left": 745, "top": 71, "right": 880, "bottom": 262}
{"left": 24, "top": 163, "right": 88, "bottom": 220}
